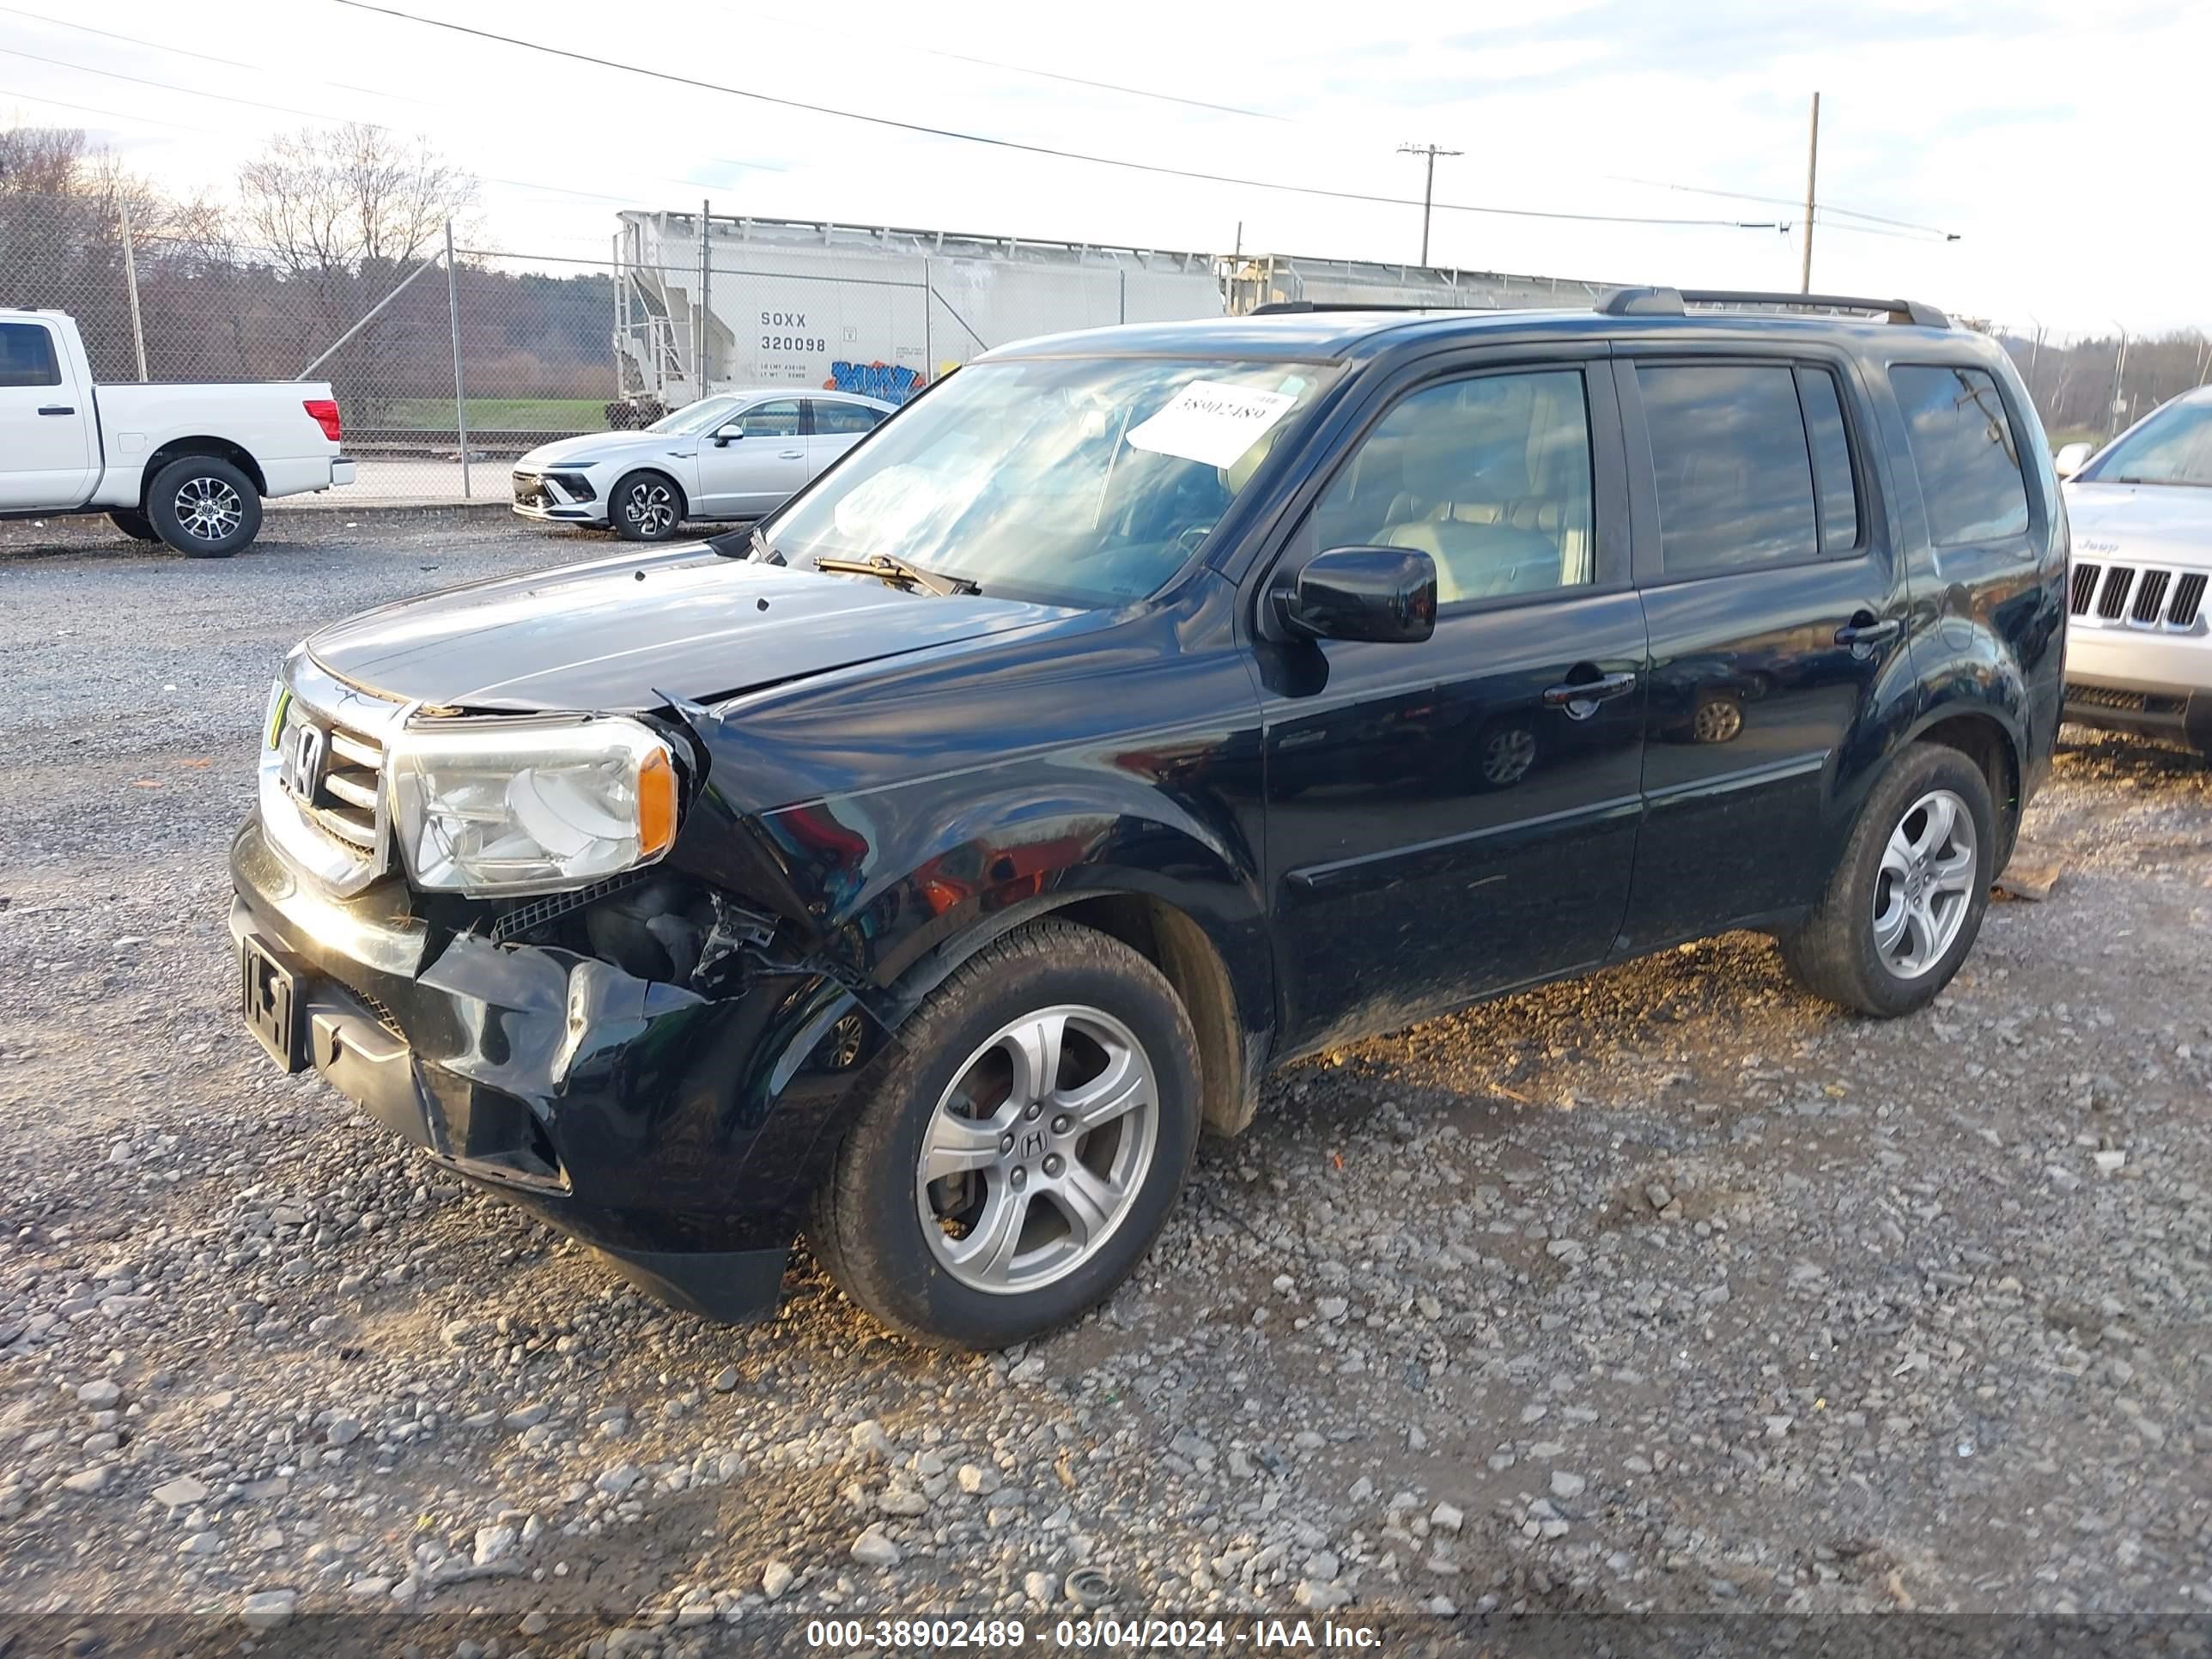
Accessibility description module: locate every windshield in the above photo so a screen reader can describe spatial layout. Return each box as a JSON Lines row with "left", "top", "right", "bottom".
{"left": 2082, "top": 400, "right": 2212, "bottom": 487}
{"left": 757, "top": 356, "right": 1336, "bottom": 606}
{"left": 647, "top": 395, "right": 746, "bottom": 436}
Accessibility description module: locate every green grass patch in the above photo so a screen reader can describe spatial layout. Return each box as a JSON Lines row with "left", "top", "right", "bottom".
{"left": 375, "top": 398, "right": 611, "bottom": 431}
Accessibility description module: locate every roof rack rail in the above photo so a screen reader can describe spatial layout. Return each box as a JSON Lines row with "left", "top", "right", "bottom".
{"left": 1248, "top": 301, "right": 1452, "bottom": 315}
{"left": 1595, "top": 286, "right": 1950, "bottom": 328}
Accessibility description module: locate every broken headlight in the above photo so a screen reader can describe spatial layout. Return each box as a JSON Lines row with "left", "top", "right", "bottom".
{"left": 386, "top": 715, "right": 678, "bottom": 896}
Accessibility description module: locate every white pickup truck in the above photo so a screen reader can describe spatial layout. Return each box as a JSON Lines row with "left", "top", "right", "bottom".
{"left": 1, "top": 307, "right": 356, "bottom": 556}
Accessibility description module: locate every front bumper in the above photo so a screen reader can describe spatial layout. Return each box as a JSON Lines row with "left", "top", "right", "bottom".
{"left": 227, "top": 813, "right": 891, "bottom": 1321}
{"left": 511, "top": 470, "right": 605, "bottom": 526}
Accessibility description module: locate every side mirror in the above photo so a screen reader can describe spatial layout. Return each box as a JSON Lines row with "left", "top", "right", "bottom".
{"left": 1272, "top": 546, "right": 1437, "bottom": 644}
{"left": 2053, "top": 441, "right": 2094, "bottom": 480}
{"left": 713, "top": 423, "right": 744, "bottom": 447}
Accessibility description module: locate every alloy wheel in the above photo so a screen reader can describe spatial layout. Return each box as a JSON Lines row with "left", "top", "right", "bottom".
{"left": 173, "top": 477, "right": 243, "bottom": 543}
{"left": 915, "top": 1004, "right": 1160, "bottom": 1295}
{"left": 623, "top": 482, "right": 677, "bottom": 537}
{"left": 1873, "top": 787, "right": 1978, "bottom": 979}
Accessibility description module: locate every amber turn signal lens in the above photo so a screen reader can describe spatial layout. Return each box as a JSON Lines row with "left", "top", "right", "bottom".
{"left": 636, "top": 746, "right": 678, "bottom": 858}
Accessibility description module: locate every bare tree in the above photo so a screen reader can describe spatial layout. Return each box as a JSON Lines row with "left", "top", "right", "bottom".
{"left": 237, "top": 122, "right": 475, "bottom": 277}
{"left": 234, "top": 123, "right": 476, "bottom": 413}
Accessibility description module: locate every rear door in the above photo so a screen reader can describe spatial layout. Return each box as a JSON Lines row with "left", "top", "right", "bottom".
{"left": 1261, "top": 353, "right": 1648, "bottom": 1052}
{"left": 1616, "top": 352, "right": 1912, "bottom": 949}
{"left": 690, "top": 397, "right": 809, "bottom": 518}
{"left": 805, "top": 398, "right": 884, "bottom": 479}
{"left": 0, "top": 318, "right": 96, "bottom": 510}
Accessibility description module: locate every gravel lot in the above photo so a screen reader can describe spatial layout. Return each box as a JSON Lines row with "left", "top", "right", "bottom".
{"left": 2, "top": 514, "right": 2208, "bottom": 1653}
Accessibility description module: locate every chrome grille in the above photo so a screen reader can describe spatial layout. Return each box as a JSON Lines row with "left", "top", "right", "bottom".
{"left": 2069, "top": 561, "right": 2211, "bottom": 631}
{"left": 260, "top": 653, "right": 406, "bottom": 896}
{"left": 2069, "top": 562, "right": 2100, "bottom": 615}
{"left": 2098, "top": 566, "right": 2135, "bottom": 618}
{"left": 2173, "top": 574, "right": 2207, "bottom": 628}
{"left": 2130, "top": 569, "right": 2172, "bottom": 624}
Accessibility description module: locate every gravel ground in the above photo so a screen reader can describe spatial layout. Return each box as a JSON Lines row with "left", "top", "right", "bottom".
{"left": 2, "top": 514, "right": 2208, "bottom": 1654}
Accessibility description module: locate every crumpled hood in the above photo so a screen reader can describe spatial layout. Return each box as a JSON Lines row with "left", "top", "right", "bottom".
{"left": 515, "top": 431, "right": 692, "bottom": 469}
{"left": 304, "top": 546, "right": 1075, "bottom": 712}
{"left": 2065, "top": 481, "right": 2212, "bottom": 568}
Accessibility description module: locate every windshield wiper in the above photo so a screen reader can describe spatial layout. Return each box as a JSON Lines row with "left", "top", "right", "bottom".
{"left": 810, "top": 552, "right": 978, "bottom": 597}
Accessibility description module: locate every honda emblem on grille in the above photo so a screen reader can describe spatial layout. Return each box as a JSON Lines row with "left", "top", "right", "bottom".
{"left": 281, "top": 720, "right": 325, "bottom": 801}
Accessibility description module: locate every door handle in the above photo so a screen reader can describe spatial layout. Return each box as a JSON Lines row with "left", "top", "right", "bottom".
{"left": 37, "top": 405, "right": 75, "bottom": 416}
{"left": 777, "top": 448, "right": 805, "bottom": 459}
{"left": 1541, "top": 670, "right": 1638, "bottom": 714}
{"left": 1835, "top": 616, "right": 1902, "bottom": 648}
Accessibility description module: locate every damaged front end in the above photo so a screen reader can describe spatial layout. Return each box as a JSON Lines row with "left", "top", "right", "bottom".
{"left": 229, "top": 658, "right": 893, "bottom": 1322}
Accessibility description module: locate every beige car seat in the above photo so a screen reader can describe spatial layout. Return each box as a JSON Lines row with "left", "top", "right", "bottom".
{"left": 1379, "top": 442, "right": 1568, "bottom": 603}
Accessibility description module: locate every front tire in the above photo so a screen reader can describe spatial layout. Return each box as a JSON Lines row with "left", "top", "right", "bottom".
{"left": 108, "top": 507, "right": 159, "bottom": 542}
{"left": 810, "top": 920, "right": 1201, "bottom": 1350}
{"left": 610, "top": 470, "right": 684, "bottom": 541}
{"left": 146, "top": 456, "right": 262, "bottom": 557}
{"left": 1780, "top": 744, "right": 1995, "bottom": 1017}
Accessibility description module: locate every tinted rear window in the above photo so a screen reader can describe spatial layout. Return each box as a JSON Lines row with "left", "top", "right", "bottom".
{"left": 1889, "top": 365, "right": 2031, "bottom": 545}
{"left": 0, "top": 321, "right": 60, "bottom": 388}
{"left": 1796, "top": 368, "right": 1861, "bottom": 554}
{"left": 1638, "top": 364, "right": 1819, "bottom": 575}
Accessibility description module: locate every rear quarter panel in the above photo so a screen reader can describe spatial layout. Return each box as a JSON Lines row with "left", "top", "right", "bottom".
{"left": 1865, "top": 336, "right": 2066, "bottom": 810}
{"left": 90, "top": 380, "right": 341, "bottom": 505}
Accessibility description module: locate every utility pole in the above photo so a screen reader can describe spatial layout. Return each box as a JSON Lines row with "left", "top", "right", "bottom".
{"left": 1398, "top": 142, "right": 1462, "bottom": 267}
{"left": 1799, "top": 92, "right": 1820, "bottom": 294}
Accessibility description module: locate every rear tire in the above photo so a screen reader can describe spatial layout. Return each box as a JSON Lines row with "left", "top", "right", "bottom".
{"left": 1780, "top": 744, "right": 1995, "bottom": 1017}
{"left": 810, "top": 920, "right": 1201, "bottom": 1350}
{"left": 108, "top": 507, "right": 158, "bottom": 542}
{"left": 611, "top": 470, "right": 684, "bottom": 542}
{"left": 146, "top": 456, "right": 261, "bottom": 557}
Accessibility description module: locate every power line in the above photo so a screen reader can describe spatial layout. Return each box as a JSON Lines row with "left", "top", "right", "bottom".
{"left": 1612, "top": 173, "right": 1960, "bottom": 240}
{"left": 926, "top": 46, "right": 1287, "bottom": 123}
{"left": 329, "top": 0, "right": 1783, "bottom": 234}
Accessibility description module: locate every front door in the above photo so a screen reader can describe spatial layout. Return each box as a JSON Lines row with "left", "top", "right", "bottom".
{"left": 690, "top": 398, "right": 810, "bottom": 518}
{"left": 0, "top": 318, "right": 94, "bottom": 511}
{"left": 1261, "top": 359, "right": 1648, "bottom": 1054}
{"left": 1616, "top": 354, "right": 1913, "bottom": 948}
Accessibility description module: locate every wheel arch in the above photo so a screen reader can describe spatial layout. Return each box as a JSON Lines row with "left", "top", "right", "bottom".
{"left": 614, "top": 465, "right": 690, "bottom": 518}
{"left": 881, "top": 882, "right": 1269, "bottom": 1141}
{"left": 1905, "top": 707, "right": 2024, "bottom": 866}
{"left": 143, "top": 438, "right": 267, "bottom": 503}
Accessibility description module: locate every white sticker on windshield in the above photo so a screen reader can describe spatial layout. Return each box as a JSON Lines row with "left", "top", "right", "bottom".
{"left": 1125, "top": 380, "right": 1300, "bottom": 470}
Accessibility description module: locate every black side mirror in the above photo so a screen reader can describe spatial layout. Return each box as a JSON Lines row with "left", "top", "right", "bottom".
{"left": 1272, "top": 546, "right": 1437, "bottom": 644}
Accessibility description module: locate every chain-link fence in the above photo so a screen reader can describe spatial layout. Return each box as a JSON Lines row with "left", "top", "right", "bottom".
{"left": 9, "top": 175, "right": 2209, "bottom": 502}
{"left": 1989, "top": 323, "right": 2212, "bottom": 453}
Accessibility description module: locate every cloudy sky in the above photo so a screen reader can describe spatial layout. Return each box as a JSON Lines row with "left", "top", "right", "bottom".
{"left": 2, "top": 0, "right": 2203, "bottom": 335}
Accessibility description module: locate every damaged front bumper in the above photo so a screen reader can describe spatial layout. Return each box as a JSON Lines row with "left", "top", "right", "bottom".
{"left": 227, "top": 812, "right": 891, "bottom": 1322}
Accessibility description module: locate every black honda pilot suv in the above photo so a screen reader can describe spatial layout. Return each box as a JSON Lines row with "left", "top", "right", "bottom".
{"left": 232, "top": 288, "right": 2066, "bottom": 1349}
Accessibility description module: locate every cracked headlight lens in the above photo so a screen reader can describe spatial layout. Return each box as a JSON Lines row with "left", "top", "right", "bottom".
{"left": 386, "top": 715, "right": 678, "bottom": 895}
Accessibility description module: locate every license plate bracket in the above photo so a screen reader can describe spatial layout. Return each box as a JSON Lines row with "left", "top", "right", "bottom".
{"left": 240, "top": 933, "right": 305, "bottom": 1073}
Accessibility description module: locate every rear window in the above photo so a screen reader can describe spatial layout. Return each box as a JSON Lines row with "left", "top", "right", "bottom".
{"left": 1638, "top": 364, "right": 1820, "bottom": 576}
{"left": 813, "top": 401, "right": 883, "bottom": 435}
{"left": 0, "top": 321, "right": 61, "bottom": 388}
{"left": 1889, "top": 365, "right": 2031, "bottom": 545}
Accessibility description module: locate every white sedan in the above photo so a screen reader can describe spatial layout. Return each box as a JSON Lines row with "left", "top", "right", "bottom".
{"left": 511, "top": 388, "right": 896, "bottom": 541}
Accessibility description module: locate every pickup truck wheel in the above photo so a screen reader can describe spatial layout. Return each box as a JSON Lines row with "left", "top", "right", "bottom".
{"left": 611, "top": 470, "right": 684, "bottom": 542}
{"left": 146, "top": 456, "right": 262, "bottom": 557}
{"left": 1780, "top": 744, "right": 1994, "bottom": 1017}
{"left": 108, "top": 508, "right": 159, "bottom": 542}
{"left": 809, "top": 920, "right": 1201, "bottom": 1350}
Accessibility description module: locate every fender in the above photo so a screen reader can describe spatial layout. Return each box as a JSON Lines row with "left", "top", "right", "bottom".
{"left": 756, "top": 781, "right": 1274, "bottom": 1042}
